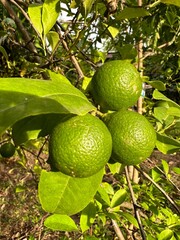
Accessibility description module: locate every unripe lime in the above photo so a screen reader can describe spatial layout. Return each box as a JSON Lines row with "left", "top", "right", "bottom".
{"left": 0, "top": 142, "right": 16, "bottom": 158}
{"left": 49, "top": 114, "right": 112, "bottom": 178}
{"left": 106, "top": 109, "right": 156, "bottom": 165}
{"left": 91, "top": 60, "right": 142, "bottom": 111}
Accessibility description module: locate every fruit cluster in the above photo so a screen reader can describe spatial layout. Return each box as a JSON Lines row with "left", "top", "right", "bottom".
{"left": 49, "top": 60, "right": 156, "bottom": 178}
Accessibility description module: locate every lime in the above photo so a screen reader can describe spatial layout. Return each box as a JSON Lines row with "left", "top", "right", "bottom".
{"left": 49, "top": 114, "right": 112, "bottom": 178}
{"left": 91, "top": 60, "right": 142, "bottom": 111}
{"left": 0, "top": 142, "right": 16, "bottom": 158}
{"left": 106, "top": 109, "right": 156, "bottom": 165}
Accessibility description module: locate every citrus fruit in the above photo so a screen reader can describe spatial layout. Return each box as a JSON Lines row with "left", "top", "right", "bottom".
{"left": 0, "top": 142, "right": 16, "bottom": 158}
{"left": 49, "top": 114, "right": 112, "bottom": 178}
{"left": 106, "top": 109, "right": 156, "bottom": 165}
{"left": 91, "top": 60, "right": 142, "bottom": 111}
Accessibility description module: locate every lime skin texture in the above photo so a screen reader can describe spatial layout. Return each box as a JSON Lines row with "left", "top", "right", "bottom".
{"left": 49, "top": 114, "right": 112, "bottom": 178}
{"left": 91, "top": 60, "right": 142, "bottom": 111}
{"left": 106, "top": 109, "right": 157, "bottom": 165}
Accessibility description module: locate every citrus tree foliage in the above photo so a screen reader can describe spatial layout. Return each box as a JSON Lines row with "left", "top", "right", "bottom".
{"left": 0, "top": 0, "right": 180, "bottom": 239}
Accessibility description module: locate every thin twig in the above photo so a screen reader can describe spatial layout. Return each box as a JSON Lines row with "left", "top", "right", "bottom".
{"left": 135, "top": 165, "right": 180, "bottom": 215}
{"left": 9, "top": 0, "right": 42, "bottom": 39}
{"left": 147, "top": 158, "right": 180, "bottom": 192}
{"left": 112, "top": 219, "right": 125, "bottom": 240}
{"left": 125, "top": 166, "right": 147, "bottom": 240}
{"left": 0, "top": 0, "right": 48, "bottom": 79}
{"left": 55, "top": 25, "right": 84, "bottom": 80}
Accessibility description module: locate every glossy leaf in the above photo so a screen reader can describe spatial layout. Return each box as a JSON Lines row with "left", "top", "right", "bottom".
{"left": 154, "top": 107, "right": 168, "bottom": 123}
{"left": 82, "top": 0, "right": 95, "bottom": 16}
{"left": 158, "top": 229, "right": 173, "bottom": 240}
{"left": 0, "top": 77, "right": 95, "bottom": 134}
{"left": 162, "top": 159, "right": 169, "bottom": 176}
{"left": 42, "top": 0, "right": 60, "bottom": 36}
{"left": 96, "top": 185, "right": 111, "bottom": 206}
{"left": 120, "top": 212, "right": 139, "bottom": 228}
{"left": 156, "top": 133, "right": 180, "bottom": 154}
{"left": 167, "top": 107, "right": 180, "bottom": 117}
{"left": 28, "top": 4, "right": 43, "bottom": 37}
{"left": 38, "top": 169, "right": 103, "bottom": 216}
{"left": 147, "top": 80, "right": 166, "bottom": 91}
{"left": 44, "top": 214, "right": 78, "bottom": 231}
{"left": 46, "top": 31, "right": 59, "bottom": 52}
{"left": 80, "top": 202, "right": 97, "bottom": 232}
{"left": 110, "top": 189, "right": 127, "bottom": 208}
{"left": 153, "top": 90, "right": 180, "bottom": 109}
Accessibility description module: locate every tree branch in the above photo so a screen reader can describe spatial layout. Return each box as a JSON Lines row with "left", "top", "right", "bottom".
{"left": 112, "top": 219, "right": 126, "bottom": 240}
{"left": 0, "top": 0, "right": 48, "bottom": 79}
{"left": 9, "top": 0, "right": 42, "bottom": 39}
{"left": 55, "top": 25, "right": 84, "bottom": 80}
{"left": 147, "top": 158, "right": 180, "bottom": 192}
{"left": 135, "top": 165, "right": 180, "bottom": 215}
{"left": 125, "top": 166, "right": 147, "bottom": 240}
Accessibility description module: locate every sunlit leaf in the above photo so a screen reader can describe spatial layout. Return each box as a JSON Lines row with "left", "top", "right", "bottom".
{"left": 46, "top": 31, "right": 59, "bottom": 52}
{"left": 28, "top": 4, "right": 43, "bottom": 37}
{"left": 44, "top": 214, "right": 78, "bottom": 231}
{"left": 42, "top": 0, "right": 60, "bottom": 36}
{"left": 158, "top": 229, "right": 173, "bottom": 240}
{"left": 80, "top": 202, "right": 97, "bottom": 232}
{"left": 110, "top": 189, "right": 127, "bottom": 208}
{"left": 156, "top": 133, "right": 180, "bottom": 154}
{"left": 116, "top": 7, "right": 150, "bottom": 20}
{"left": 38, "top": 169, "right": 103, "bottom": 215}
{"left": 0, "top": 77, "right": 95, "bottom": 134}
{"left": 153, "top": 90, "right": 180, "bottom": 109}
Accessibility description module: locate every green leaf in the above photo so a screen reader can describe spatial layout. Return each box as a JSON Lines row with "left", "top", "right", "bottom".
{"left": 82, "top": 0, "right": 95, "bottom": 16}
{"left": 120, "top": 212, "right": 139, "bottom": 228}
{"left": 153, "top": 90, "right": 180, "bottom": 109}
{"left": 158, "top": 229, "right": 173, "bottom": 240}
{"left": 156, "top": 133, "right": 180, "bottom": 154}
{"left": 28, "top": 4, "right": 43, "bottom": 37}
{"left": 161, "top": 0, "right": 180, "bottom": 7}
{"left": 80, "top": 202, "right": 97, "bottom": 232}
{"left": 151, "top": 168, "right": 161, "bottom": 182}
{"left": 162, "top": 159, "right": 169, "bottom": 176}
{"left": 47, "top": 70, "right": 71, "bottom": 85}
{"left": 0, "top": 77, "right": 95, "bottom": 135}
{"left": 154, "top": 107, "right": 168, "bottom": 123}
{"left": 116, "top": 7, "right": 150, "bottom": 20}
{"left": 167, "top": 107, "right": 180, "bottom": 117}
{"left": 147, "top": 80, "right": 166, "bottom": 91}
{"left": 172, "top": 167, "right": 180, "bottom": 174}
{"left": 96, "top": 185, "right": 111, "bottom": 206}
{"left": 104, "top": 24, "right": 119, "bottom": 39}
{"left": 42, "top": 0, "right": 60, "bottom": 36}
{"left": 110, "top": 189, "right": 127, "bottom": 208}
{"left": 38, "top": 169, "right": 103, "bottom": 216}
{"left": 44, "top": 214, "right": 78, "bottom": 231}
{"left": 12, "top": 114, "right": 71, "bottom": 145}
{"left": 118, "top": 44, "right": 137, "bottom": 60}
{"left": 46, "top": 31, "right": 59, "bottom": 52}
{"left": 0, "top": 46, "right": 8, "bottom": 62}
{"left": 108, "top": 162, "right": 123, "bottom": 175}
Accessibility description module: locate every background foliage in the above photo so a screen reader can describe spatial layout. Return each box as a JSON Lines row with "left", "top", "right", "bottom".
{"left": 0, "top": 0, "right": 180, "bottom": 239}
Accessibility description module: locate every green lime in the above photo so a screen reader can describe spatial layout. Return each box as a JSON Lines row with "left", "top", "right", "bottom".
{"left": 106, "top": 109, "right": 156, "bottom": 165}
{"left": 0, "top": 142, "right": 16, "bottom": 158}
{"left": 49, "top": 114, "right": 112, "bottom": 178}
{"left": 91, "top": 60, "right": 142, "bottom": 111}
